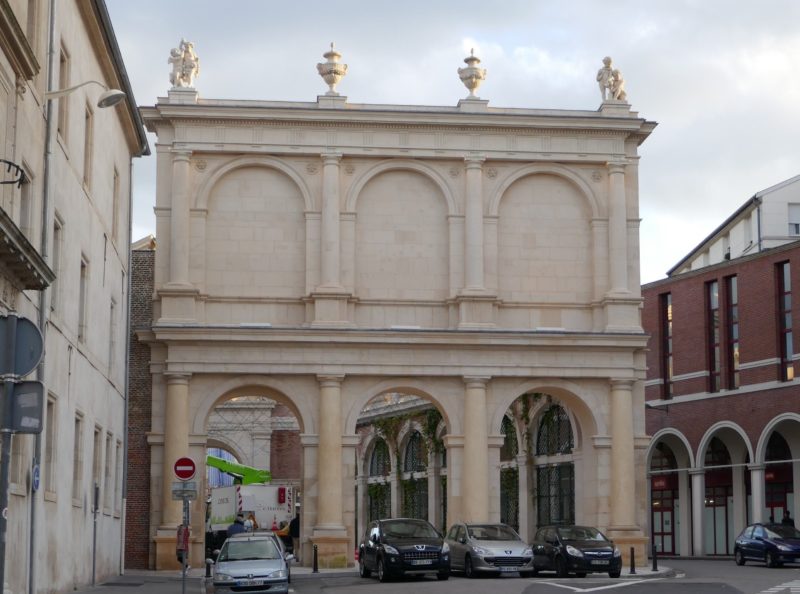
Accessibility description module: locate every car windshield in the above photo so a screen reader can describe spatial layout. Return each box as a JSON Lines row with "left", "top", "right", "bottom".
{"left": 467, "top": 525, "right": 520, "bottom": 541}
{"left": 218, "top": 539, "right": 280, "bottom": 561}
{"left": 557, "top": 527, "right": 608, "bottom": 542}
{"left": 765, "top": 525, "right": 800, "bottom": 539}
{"left": 382, "top": 520, "right": 439, "bottom": 539}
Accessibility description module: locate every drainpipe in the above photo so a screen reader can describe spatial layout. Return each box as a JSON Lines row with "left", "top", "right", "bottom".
{"left": 30, "top": 1, "right": 58, "bottom": 593}
{"left": 120, "top": 157, "right": 134, "bottom": 576}
{"left": 756, "top": 197, "right": 763, "bottom": 252}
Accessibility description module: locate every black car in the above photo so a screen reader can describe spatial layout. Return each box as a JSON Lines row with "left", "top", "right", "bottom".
{"left": 734, "top": 522, "right": 800, "bottom": 567}
{"left": 531, "top": 525, "right": 622, "bottom": 578}
{"left": 358, "top": 518, "right": 450, "bottom": 582}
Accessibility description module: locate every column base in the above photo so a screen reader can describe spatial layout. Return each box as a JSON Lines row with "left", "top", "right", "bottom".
{"left": 310, "top": 533, "right": 351, "bottom": 568}
{"left": 606, "top": 530, "right": 648, "bottom": 568}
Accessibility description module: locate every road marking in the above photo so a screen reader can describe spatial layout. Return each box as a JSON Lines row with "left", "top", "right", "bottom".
{"left": 537, "top": 579, "right": 663, "bottom": 592}
{"left": 757, "top": 579, "right": 800, "bottom": 593}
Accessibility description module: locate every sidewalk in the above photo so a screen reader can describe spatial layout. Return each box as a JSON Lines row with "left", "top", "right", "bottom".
{"left": 76, "top": 562, "right": 672, "bottom": 594}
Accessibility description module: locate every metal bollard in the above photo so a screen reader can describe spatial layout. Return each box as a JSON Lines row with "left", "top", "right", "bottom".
{"left": 312, "top": 544, "right": 319, "bottom": 573}
{"left": 651, "top": 542, "right": 658, "bottom": 572}
{"left": 205, "top": 558, "right": 212, "bottom": 578}
{"left": 629, "top": 546, "right": 636, "bottom": 575}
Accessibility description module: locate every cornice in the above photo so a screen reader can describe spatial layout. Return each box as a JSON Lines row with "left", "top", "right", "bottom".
{"left": 0, "top": 0, "right": 39, "bottom": 81}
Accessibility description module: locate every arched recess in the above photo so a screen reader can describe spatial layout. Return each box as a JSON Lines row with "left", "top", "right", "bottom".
{"left": 206, "top": 436, "right": 246, "bottom": 465}
{"left": 195, "top": 155, "right": 315, "bottom": 212}
{"left": 345, "top": 379, "right": 454, "bottom": 435}
{"left": 697, "top": 421, "right": 754, "bottom": 467}
{"left": 360, "top": 429, "right": 394, "bottom": 478}
{"left": 487, "top": 164, "right": 601, "bottom": 219}
{"left": 192, "top": 376, "right": 313, "bottom": 436}
{"left": 755, "top": 413, "right": 800, "bottom": 462}
{"left": 490, "top": 380, "right": 599, "bottom": 444}
{"left": 344, "top": 159, "right": 458, "bottom": 216}
{"left": 647, "top": 428, "right": 695, "bottom": 470}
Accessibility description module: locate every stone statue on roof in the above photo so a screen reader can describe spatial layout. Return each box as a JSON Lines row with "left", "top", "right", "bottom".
{"left": 169, "top": 39, "right": 200, "bottom": 88}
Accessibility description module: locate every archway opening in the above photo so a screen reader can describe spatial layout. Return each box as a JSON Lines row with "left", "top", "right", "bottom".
{"left": 355, "top": 391, "right": 448, "bottom": 536}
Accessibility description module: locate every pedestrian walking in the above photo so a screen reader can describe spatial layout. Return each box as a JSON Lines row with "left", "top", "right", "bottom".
{"left": 783, "top": 510, "right": 795, "bottom": 527}
{"left": 289, "top": 511, "right": 300, "bottom": 562}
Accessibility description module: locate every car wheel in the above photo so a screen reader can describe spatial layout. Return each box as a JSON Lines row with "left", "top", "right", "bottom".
{"left": 555, "top": 556, "right": 568, "bottom": 578}
{"left": 359, "top": 554, "right": 371, "bottom": 578}
{"left": 609, "top": 570, "right": 621, "bottom": 578}
{"left": 576, "top": 572, "right": 587, "bottom": 578}
{"left": 465, "top": 555, "right": 475, "bottom": 578}
{"left": 734, "top": 549, "right": 745, "bottom": 566}
{"left": 437, "top": 571, "right": 449, "bottom": 581}
{"left": 378, "top": 558, "right": 390, "bottom": 582}
{"left": 766, "top": 551, "right": 779, "bottom": 568}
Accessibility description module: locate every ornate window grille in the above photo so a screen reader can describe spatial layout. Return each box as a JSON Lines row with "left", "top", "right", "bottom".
{"left": 536, "top": 463, "right": 575, "bottom": 526}
{"left": 500, "top": 415, "right": 518, "bottom": 461}
{"left": 500, "top": 467, "right": 519, "bottom": 530}
{"left": 401, "top": 477, "right": 428, "bottom": 519}
{"left": 368, "top": 483, "right": 390, "bottom": 522}
{"left": 535, "top": 405, "right": 573, "bottom": 456}
{"left": 404, "top": 431, "right": 427, "bottom": 472}
{"left": 369, "top": 439, "right": 390, "bottom": 477}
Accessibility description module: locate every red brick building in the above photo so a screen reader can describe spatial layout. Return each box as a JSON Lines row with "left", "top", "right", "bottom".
{"left": 643, "top": 240, "right": 800, "bottom": 557}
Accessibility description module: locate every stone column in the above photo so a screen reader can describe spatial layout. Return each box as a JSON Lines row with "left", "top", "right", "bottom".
{"left": 464, "top": 155, "right": 485, "bottom": 291}
{"left": 516, "top": 454, "right": 529, "bottom": 541}
{"left": 677, "top": 470, "right": 691, "bottom": 556}
{"left": 793, "top": 461, "right": 800, "bottom": 525}
{"left": 168, "top": 151, "right": 192, "bottom": 287}
{"left": 316, "top": 375, "right": 344, "bottom": 530}
{"left": 749, "top": 464, "right": 765, "bottom": 523}
{"left": 161, "top": 373, "right": 190, "bottom": 527}
{"left": 462, "top": 377, "right": 489, "bottom": 522}
{"left": 607, "top": 162, "right": 629, "bottom": 295}
{"left": 609, "top": 379, "right": 636, "bottom": 530}
{"left": 443, "top": 435, "right": 464, "bottom": 525}
{"left": 319, "top": 153, "right": 343, "bottom": 290}
{"left": 690, "top": 469, "right": 705, "bottom": 555}
{"left": 732, "top": 465, "right": 747, "bottom": 541}
{"left": 487, "top": 435, "right": 504, "bottom": 524}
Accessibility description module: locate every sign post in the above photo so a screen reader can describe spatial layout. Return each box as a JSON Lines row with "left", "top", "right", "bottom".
{"left": 0, "top": 314, "right": 44, "bottom": 593}
{"left": 173, "top": 457, "right": 196, "bottom": 594}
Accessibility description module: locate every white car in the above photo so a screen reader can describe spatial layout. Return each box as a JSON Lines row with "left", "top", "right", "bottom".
{"left": 445, "top": 523, "right": 534, "bottom": 577}
{"left": 208, "top": 533, "right": 293, "bottom": 594}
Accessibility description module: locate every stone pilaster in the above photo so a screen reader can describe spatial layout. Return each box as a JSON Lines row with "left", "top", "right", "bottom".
{"left": 462, "top": 377, "right": 490, "bottom": 522}
{"left": 690, "top": 469, "right": 705, "bottom": 555}
{"left": 607, "top": 161, "right": 628, "bottom": 295}
{"left": 749, "top": 463, "right": 765, "bottom": 524}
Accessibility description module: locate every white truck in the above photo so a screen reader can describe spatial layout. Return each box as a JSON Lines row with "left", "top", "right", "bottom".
{"left": 208, "top": 484, "right": 295, "bottom": 532}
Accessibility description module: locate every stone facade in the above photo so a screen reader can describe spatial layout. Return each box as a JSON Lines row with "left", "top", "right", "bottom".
{"left": 0, "top": 0, "right": 147, "bottom": 591}
{"left": 136, "top": 83, "right": 655, "bottom": 568}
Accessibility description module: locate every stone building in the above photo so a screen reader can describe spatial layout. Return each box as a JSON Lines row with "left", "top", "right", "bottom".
{"left": 643, "top": 177, "right": 800, "bottom": 557}
{"left": 134, "top": 48, "right": 655, "bottom": 569}
{"left": 0, "top": 0, "right": 148, "bottom": 592}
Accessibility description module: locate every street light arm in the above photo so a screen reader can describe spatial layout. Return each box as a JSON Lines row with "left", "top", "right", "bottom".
{"left": 44, "top": 79, "right": 126, "bottom": 108}
{"left": 44, "top": 79, "right": 108, "bottom": 99}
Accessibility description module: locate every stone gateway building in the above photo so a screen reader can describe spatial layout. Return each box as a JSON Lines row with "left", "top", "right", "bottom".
{"left": 134, "top": 49, "right": 656, "bottom": 569}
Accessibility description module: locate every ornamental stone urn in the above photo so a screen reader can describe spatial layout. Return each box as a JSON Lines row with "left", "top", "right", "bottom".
{"left": 458, "top": 49, "right": 487, "bottom": 99}
{"left": 316, "top": 43, "right": 348, "bottom": 96}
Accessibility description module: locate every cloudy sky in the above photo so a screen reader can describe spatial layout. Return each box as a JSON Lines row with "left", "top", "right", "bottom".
{"left": 106, "top": 0, "right": 800, "bottom": 284}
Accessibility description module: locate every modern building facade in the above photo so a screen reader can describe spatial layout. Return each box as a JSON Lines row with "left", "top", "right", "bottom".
{"left": 133, "top": 49, "right": 656, "bottom": 569}
{"left": 0, "top": 1, "right": 147, "bottom": 592}
{"left": 644, "top": 224, "right": 800, "bottom": 555}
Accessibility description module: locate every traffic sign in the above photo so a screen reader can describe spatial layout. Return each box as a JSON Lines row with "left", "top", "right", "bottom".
{"left": 0, "top": 315, "right": 43, "bottom": 376}
{"left": 31, "top": 465, "right": 40, "bottom": 492}
{"left": 171, "top": 481, "right": 198, "bottom": 500}
{"left": 174, "top": 457, "right": 196, "bottom": 481}
{"left": 11, "top": 381, "right": 43, "bottom": 434}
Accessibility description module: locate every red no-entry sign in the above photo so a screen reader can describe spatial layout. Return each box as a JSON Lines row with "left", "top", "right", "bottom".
{"left": 174, "top": 457, "right": 196, "bottom": 481}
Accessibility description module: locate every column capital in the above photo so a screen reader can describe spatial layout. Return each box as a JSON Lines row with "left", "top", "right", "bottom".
{"left": 689, "top": 468, "right": 706, "bottom": 476}
{"left": 606, "top": 160, "right": 628, "bottom": 174}
{"left": 748, "top": 463, "right": 766, "bottom": 472}
{"left": 463, "top": 376, "right": 490, "bottom": 388}
{"left": 321, "top": 152, "right": 342, "bottom": 165}
{"left": 464, "top": 154, "right": 486, "bottom": 168}
{"left": 317, "top": 374, "right": 345, "bottom": 386}
{"left": 610, "top": 378, "right": 634, "bottom": 390}
{"left": 299, "top": 433, "right": 319, "bottom": 447}
{"left": 164, "top": 372, "right": 191, "bottom": 386}
{"left": 171, "top": 150, "right": 192, "bottom": 162}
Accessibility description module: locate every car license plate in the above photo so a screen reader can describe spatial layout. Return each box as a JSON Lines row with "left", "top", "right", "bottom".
{"left": 499, "top": 566, "right": 516, "bottom": 572}
{"left": 590, "top": 560, "right": 609, "bottom": 566}
{"left": 238, "top": 579, "right": 264, "bottom": 586}
{"left": 411, "top": 559, "right": 433, "bottom": 565}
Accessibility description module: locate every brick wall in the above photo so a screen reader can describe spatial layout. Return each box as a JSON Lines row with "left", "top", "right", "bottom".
{"left": 269, "top": 431, "right": 301, "bottom": 480}
{"left": 643, "top": 241, "right": 800, "bottom": 455}
{"left": 126, "top": 248, "right": 154, "bottom": 569}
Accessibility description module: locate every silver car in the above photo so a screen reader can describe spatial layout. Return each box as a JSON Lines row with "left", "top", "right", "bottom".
{"left": 209, "top": 533, "right": 292, "bottom": 594}
{"left": 445, "top": 523, "right": 534, "bottom": 577}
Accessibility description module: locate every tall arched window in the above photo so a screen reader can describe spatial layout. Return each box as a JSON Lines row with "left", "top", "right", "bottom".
{"left": 501, "top": 415, "right": 519, "bottom": 462}
{"left": 369, "top": 439, "right": 390, "bottom": 477}
{"left": 404, "top": 431, "right": 427, "bottom": 472}
{"left": 367, "top": 438, "right": 391, "bottom": 522}
{"left": 402, "top": 430, "right": 428, "bottom": 519}
{"left": 535, "top": 404, "right": 575, "bottom": 526}
{"left": 536, "top": 405, "right": 573, "bottom": 455}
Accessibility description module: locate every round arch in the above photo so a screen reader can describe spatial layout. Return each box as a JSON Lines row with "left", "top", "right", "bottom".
{"left": 487, "top": 164, "right": 602, "bottom": 219}
{"left": 195, "top": 155, "right": 315, "bottom": 212}
{"left": 755, "top": 413, "right": 800, "bottom": 462}
{"left": 344, "top": 379, "right": 454, "bottom": 435}
{"left": 359, "top": 429, "right": 395, "bottom": 478}
{"left": 344, "top": 159, "right": 458, "bottom": 216}
{"left": 490, "top": 380, "right": 600, "bottom": 445}
{"left": 192, "top": 375, "right": 313, "bottom": 436}
{"left": 696, "top": 421, "right": 754, "bottom": 467}
{"left": 646, "top": 428, "right": 695, "bottom": 470}
{"left": 206, "top": 436, "right": 247, "bottom": 465}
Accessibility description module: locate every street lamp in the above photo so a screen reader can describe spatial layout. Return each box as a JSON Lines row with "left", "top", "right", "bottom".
{"left": 43, "top": 79, "right": 126, "bottom": 108}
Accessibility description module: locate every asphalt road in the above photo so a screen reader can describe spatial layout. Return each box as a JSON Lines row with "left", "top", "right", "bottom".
{"left": 288, "top": 559, "right": 800, "bottom": 594}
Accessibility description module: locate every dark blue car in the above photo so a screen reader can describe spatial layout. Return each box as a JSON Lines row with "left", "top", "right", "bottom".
{"left": 734, "top": 523, "right": 800, "bottom": 567}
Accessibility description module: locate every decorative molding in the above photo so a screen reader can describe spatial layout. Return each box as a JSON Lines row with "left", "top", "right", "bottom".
{"left": 0, "top": 0, "right": 39, "bottom": 81}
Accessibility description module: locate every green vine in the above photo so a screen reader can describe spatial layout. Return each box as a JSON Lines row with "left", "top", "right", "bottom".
{"left": 421, "top": 409, "right": 444, "bottom": 455}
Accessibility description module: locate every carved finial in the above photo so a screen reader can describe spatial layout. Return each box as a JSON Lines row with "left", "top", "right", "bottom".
{"left": 168, "top": 39, "right": 200, "bottom": 89}
{"left": 317, "top": 42, "right": 348, "bottom": 96}
{"left": 458, "top": 49, "right": 487, "bottom": 99}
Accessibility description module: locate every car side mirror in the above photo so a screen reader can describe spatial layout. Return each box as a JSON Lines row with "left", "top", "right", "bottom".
{"left": 213, "top": 549, "right": 220, "bottom": 556}
{"left": 459, "top": 537, "right": 466, "bottom": 544}
{"left": 284, "top": 553, "right": 295, "bottom": 562}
